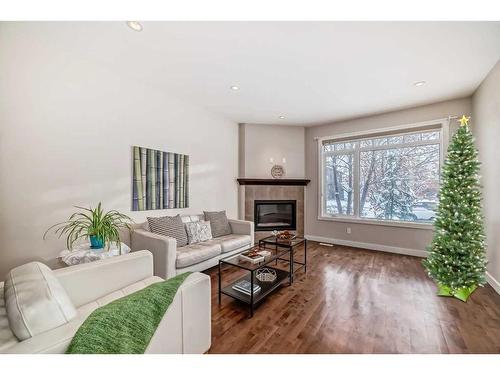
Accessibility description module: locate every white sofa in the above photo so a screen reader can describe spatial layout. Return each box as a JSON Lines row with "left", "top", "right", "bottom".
{"left": 130, "top": 214, "right": 254, "bottom": 280}
{"left": 0, "top": 250, "right": 211, "bottom": 354}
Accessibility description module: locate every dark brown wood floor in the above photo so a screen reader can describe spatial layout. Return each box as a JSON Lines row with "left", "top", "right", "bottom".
{"left": 206, "top": 241, "right": 500, "bottom": 354}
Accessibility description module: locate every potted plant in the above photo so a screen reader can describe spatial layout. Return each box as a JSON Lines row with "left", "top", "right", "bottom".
{"left": 44, "top": 202, "right": 132, "bottom": 251}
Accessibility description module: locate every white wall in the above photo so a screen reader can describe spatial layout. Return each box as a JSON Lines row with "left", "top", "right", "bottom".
{"left": 305, "top": 98, "right": 472, "bottom": 253}
{"left": 240, "top": 123, "right": 305, "bottom": 178}
{"left": 472, "top": 60, "right": 500, "bottom": 291}
{"left": 0, "top": 23, "right": 239, "bottom": 280}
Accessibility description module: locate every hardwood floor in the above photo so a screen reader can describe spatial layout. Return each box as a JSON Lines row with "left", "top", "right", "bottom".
{"left": 206, "top": 241, "right": 500, "bottom": 353}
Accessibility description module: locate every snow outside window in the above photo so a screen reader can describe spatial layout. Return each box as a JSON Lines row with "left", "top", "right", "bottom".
{"left": 321, "top": 129, "right": 441, "bottom": 224}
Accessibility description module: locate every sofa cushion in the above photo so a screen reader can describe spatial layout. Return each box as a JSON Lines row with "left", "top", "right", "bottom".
{"left": 185, "top": 221, "right": 213, "bottom": 244}
{"left": 211, "top": 234, "right": 252, "bottom": 253}
{"left": 147, "top": 215, "right": 188, "bottom": 247}
{"left": 176, "top": 242, "right": 222, "bottom": 268}
{"left": 204, "top": 211, "right": 231, "bottom": 238}
{"left": 0, "top": 285, "right": 18, "bottom": 352}
{"left": 4, "top": 262, "right": 77, "bottom": 341}
{"left": 77, "top": 276, "right": 164, "bottom": 317}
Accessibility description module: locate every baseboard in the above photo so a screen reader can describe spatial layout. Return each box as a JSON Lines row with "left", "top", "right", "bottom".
{"left": 306, "top": 234, "right": 500, "bottom": 296}
{"left": 305, "top": 234, "right": 428, "bottom": 258}
{"left": 486, "top": 271, "right": 500, "bottom": 295}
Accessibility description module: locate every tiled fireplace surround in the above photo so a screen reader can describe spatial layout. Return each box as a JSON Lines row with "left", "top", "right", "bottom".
{"left": 237, "top": 179, "right": 310, "bottom": 242}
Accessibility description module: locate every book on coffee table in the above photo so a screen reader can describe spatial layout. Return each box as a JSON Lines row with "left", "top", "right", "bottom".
{"left": 232, "top": 280, "right": 261, "bottom": 295}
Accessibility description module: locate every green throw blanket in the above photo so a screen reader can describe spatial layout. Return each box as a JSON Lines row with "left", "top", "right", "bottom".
{"left": 67, "top": 272, "right": 191, "bottom": 354}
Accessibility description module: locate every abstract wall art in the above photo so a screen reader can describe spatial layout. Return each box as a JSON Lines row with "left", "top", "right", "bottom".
{"left": 132, "top": 146, "right": 189, "bottom": 211}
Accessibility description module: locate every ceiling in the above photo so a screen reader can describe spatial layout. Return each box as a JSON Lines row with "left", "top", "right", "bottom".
{"left": 6, "top": 21, "right": 500, "bottom": 126}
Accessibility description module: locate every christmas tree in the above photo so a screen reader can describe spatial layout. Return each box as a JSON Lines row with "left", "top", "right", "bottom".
{"left": 422, "top": 115, "right": 487, "bottom": 302}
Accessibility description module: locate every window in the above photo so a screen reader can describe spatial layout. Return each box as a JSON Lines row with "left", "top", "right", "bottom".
{"left": 320, "top": 125, "right": 442, "bottom": 225}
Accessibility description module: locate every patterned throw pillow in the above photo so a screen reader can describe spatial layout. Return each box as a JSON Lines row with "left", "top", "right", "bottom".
{"left": 185, "top": 220, "right": 213, "bottom": 244}
{"left": 146, "top": 215, "right": 188, "bottom": 247}
{"left": 204, "top": 210, "right": 232, "bottom": 238}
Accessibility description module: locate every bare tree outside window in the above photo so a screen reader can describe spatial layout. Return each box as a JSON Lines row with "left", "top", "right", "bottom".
{"left": 325, "top": 152, "right": 354, "bottom": 215}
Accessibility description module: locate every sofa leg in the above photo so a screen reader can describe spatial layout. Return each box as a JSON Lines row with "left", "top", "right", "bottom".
{"left": 218, "top": 261, "right": 222, "bottom": 305}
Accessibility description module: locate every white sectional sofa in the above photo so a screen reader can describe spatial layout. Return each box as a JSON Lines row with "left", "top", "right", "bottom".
{"left": 0, "top": 251, "right": 211, "bottom": 354}
{"left": 131, "top": 214, "right": 254, "bottom": 279}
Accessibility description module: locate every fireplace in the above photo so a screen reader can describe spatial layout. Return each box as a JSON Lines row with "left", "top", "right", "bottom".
{"left": 254, "top": 200, "right": 296, "bottom": 232}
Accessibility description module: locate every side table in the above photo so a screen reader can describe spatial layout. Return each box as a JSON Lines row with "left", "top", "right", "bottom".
{"left": 58, "top": 242, "right": 131, "bottom": 266}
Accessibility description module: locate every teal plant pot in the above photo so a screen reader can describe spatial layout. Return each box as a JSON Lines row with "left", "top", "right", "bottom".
{"left": 89, "top": 235, "right": 104, "bottom": 249}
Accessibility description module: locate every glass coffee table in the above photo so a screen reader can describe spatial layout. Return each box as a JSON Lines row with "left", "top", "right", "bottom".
{"left": 218, "top": 245, "right": 292, "bottom": 317}
{"left": 258, "top": 236, "right": 307, "bottom": 283}
{"left": 218, "top": 237, "right": 307, "bottom": 317}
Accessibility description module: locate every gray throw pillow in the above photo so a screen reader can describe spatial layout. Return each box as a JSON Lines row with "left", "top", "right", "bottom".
{"left": 204, "top": 210, "right": 232, "bottom": 238}
{"left": 147, "top": 215, "right": 188, "bottom": 247}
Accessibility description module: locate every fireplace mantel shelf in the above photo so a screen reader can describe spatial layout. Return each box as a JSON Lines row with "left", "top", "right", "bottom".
{"left": 237, "top": 178, "right": 310, "bottom": 186}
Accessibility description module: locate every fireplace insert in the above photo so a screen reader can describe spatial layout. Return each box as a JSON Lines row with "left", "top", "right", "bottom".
{"left": 254, "top": 200, "right": 296, "bottom": 231}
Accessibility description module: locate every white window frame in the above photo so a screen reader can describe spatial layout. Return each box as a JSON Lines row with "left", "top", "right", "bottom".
{"left": 317, "top": 118, "right": 450, "bottom": 229}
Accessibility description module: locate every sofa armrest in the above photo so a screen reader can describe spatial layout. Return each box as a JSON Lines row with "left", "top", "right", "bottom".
{"left": 54, "top": 250, "right": 153, "bottom": 307}
{"left": 146, "top": 272, "right": 211, "bottom": 353}
{"left": 228, "top": 219, "right": 254, "bottom": 246}
{"left": 131, "top": 229, "right": 177, "bottom": 280}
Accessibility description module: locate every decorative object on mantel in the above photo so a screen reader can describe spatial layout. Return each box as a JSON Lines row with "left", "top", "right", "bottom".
{"left": 59, "top": 242, "right": 131, "bottom": 266}
{"left": 269, "top": 157, "right": 286, "bottom": 179}
{"left": 269, "top": 158, "right": 286, "bottom": 178}
{"left": 132, "top": 146, "right": 189, "bottom": 211}
{"left": 44, "top": 202, "right": 132, "bottom": 252}
{"left": 271, "top": 164, "right": 285, "bottom": 178}
{"left": 256, "top": 268, "right": 277, "bottom": 283}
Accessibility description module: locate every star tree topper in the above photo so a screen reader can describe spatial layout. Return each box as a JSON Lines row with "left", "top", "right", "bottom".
{"left": 458, "top": 115, "right": 470, "bottom": 127}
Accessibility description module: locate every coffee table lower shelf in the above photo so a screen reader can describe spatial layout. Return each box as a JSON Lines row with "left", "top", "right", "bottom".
{"left": 220, "top": 267, "right": 289, "bottom": 310}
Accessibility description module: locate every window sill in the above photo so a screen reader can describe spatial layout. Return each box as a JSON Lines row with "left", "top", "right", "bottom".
{"left": 317, "top": 215, "right": 434, "bottom": 230}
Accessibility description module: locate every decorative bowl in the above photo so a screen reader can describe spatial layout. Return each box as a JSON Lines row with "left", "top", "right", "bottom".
{"left": 256, "top": 268, "right": 277, "bottom": 282}
{"left": 276, "top": 230, "right": 296, "bottom": 240}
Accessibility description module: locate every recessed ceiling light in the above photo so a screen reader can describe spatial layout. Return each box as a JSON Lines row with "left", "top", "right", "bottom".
{"left": 414, "top": 81, "right": 426, "bottom": 87}
{"left": 126, "top": 21, "right": 143, "bottom": 32}
{"left": 279, "top": 116, "right": 285, "bottom": 119}
{"left": 230, "top": 85, "right": 240, "bottom": 91}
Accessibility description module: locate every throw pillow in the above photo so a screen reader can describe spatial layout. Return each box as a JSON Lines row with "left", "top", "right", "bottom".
{"left": 4, "top": 262, "right": 77, "bottom": 341}
{"left": 185, "top": 220, "right": 213, "bottom": 244}
{"left": 204, "top": 210, "right": 232, "bottom": 238}
{"left": 147, "top": 215, "right": 188, "bottom": 247}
